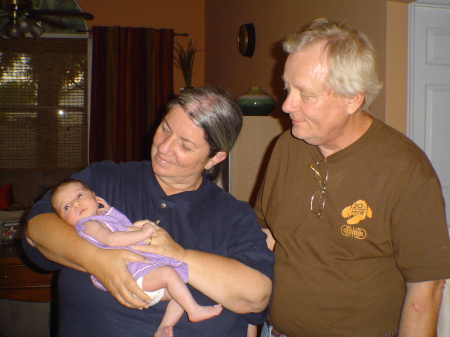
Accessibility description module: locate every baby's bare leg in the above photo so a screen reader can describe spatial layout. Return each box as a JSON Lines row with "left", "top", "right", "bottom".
{"left": 154, "top": 300, "right": 183, "bottom": 337}
{"left": 143, "top": 266, "right": 222, "bottom": 323}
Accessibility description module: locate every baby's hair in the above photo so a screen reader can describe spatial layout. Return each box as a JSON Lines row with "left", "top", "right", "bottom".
{"left": 50, "top": 179, "right": 94, "bottom": 217}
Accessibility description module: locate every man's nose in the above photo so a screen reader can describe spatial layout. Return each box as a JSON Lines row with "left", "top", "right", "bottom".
{"left": 282, "top": 92, "right": 298, "bottom": 114}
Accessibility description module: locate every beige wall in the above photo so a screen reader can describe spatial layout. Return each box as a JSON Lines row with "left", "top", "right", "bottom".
{"left": 205, "top": 0, "right": 392, "bottom": 203}
{"left": 76, "top": 0, "right": 411, "bottom": 203}
{"left": 386, "top": 1, "right": 409, "bottom": 134}
{"left": 76, "top": 0, "right": 206, "bottom": 93}
{"left": 205, "top": 0, "right": 388, "bottom": 120}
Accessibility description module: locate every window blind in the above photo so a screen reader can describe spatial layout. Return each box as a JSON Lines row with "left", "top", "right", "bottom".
{"left": 0, "top": 38, "right": 88, "bottom": 169}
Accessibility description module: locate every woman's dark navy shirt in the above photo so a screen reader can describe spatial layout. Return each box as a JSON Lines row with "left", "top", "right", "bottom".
{"left": 24, "top": 160, "right": 274, "bottom": 337}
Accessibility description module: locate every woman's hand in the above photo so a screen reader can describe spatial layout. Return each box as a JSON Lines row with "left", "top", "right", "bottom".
{"left": 85, "top": 248, "right": 152, "bottom": 309}
{"left": 131, "top": 221, "right": 271, "bottom": 314}
{"left": 132, "top": 223, "right": 186, "bottom": 262}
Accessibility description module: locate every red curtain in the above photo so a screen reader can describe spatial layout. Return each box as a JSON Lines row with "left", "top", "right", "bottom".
{"left": 89, "top": 26, "right": 174, "bottom": 163}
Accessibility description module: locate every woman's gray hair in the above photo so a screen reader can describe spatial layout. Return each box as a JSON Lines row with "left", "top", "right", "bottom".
{"left": 283, "top": 18, "right": 383, "bottom": 111}
{"left": 166, "top": 86, "right": 243, "bottom": 184}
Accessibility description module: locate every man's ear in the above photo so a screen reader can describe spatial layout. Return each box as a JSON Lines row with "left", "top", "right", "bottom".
{"left": 347, "top": 93, "right": 365, "bottom": 114}
{"left": 205, "top": 151, "right": 227, "bottom": 170}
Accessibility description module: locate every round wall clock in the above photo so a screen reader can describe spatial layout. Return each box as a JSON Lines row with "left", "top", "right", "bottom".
{"left": 238, "top": 23, "right": 255, "bottom": 57}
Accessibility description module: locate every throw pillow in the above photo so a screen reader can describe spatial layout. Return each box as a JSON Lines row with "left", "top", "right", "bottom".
{"left": 0, "top": 183, "right": 13, "bottom": 210}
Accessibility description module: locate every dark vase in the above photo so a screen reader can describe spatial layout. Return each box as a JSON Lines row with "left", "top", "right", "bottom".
{"left": 236, "top": 87, "right": 275, "bottom": 116}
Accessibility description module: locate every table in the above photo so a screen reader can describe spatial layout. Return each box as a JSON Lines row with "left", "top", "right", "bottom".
{"left": 0, "top": 242, "right": 54, "bottom": 302}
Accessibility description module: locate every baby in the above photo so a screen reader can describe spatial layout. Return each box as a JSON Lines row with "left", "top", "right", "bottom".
{"left": 51, "top": 179, "right": 222, "bottom": 337}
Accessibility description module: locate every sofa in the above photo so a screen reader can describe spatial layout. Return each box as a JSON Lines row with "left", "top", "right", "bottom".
{"left": 0, "top": 168, "right": 79, "bottom": 210}
{"left": 0, "top": 168, "right": 78, "bottom": 242}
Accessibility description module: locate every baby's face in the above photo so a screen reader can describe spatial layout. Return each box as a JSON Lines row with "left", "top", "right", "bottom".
{"left": 53, "top": 182, "right": 100, "bottom": 226}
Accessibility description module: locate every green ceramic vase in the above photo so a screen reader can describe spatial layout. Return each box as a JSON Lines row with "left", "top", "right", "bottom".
{"left": 236, "top": 87, "right": 275, "bottom": 116}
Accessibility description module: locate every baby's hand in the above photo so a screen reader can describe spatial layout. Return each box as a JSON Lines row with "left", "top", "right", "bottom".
{"left": 141, "top": 222, "right": 157, "bottom": 237}
{"left": 96, "top": 197, "right": 111, "bottom": 211}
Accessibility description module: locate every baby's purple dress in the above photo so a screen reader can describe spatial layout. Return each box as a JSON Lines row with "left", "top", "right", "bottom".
{"left": 75, "top": 207, "right": 188, "bottom": 291}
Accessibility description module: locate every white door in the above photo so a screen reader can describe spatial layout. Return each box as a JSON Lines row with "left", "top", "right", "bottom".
{"left": 408, "top": 2, "right": 450, "bottom": 335}
{"left": 408, "top": 1, "right": 450, "bottom": 228}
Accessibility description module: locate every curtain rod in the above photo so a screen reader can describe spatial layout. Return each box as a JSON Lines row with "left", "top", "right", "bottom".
{"left": 76, "top": 30, "right": 189, "bottom": 36}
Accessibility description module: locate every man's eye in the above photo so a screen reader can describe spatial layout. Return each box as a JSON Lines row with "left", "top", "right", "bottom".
{"left": 64, "top": 205, "right": 70, "bottom": 211}
{"left": 77, "top": 193, "right": 83, "bottom": 198}
{"left": 301, "top": 94, "right": 316, "bottom": 104}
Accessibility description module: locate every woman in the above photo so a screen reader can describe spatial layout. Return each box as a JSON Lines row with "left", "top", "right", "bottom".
{"left": 24, "top": 86, "right": 274, "bottom": 337}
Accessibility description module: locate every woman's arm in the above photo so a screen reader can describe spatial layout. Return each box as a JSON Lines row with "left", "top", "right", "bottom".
{"left": 27, "top": 213, "right": 96, "bottom": 271}
{"left": 132, "top": 225, "right": 272, "bottom": 314}
{"left": 26, "top": 213, "right": 152, "bottom": 308}
{"left": 184, "top": 249, "right": 272, "bottom": 313}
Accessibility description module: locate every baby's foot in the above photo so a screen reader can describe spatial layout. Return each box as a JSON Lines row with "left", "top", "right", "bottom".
{"left": 154, "top": 326, "right": 173, "bottom": 337}
{"left": 188, "top": 304, "right": 223, "bottom": 323}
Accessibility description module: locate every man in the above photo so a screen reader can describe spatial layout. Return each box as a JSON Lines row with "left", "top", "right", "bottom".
{"left": 256, "top": 18, "right": 450, "bottom": 337}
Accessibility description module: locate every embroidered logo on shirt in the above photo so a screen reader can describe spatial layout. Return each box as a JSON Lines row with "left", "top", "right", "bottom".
{"left": 341, "top": 200, "right": 372, "bottom": 239}
{"left": 341, "top": 225, "right": 367, "bottom": 239}
{"left": 341, "top": 200, "right": 372, "bottom": 225}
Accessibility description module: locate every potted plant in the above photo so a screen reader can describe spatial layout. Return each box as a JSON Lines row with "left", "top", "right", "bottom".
{"left": 174, "top": 39, "right": 197, "bottom": 91}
